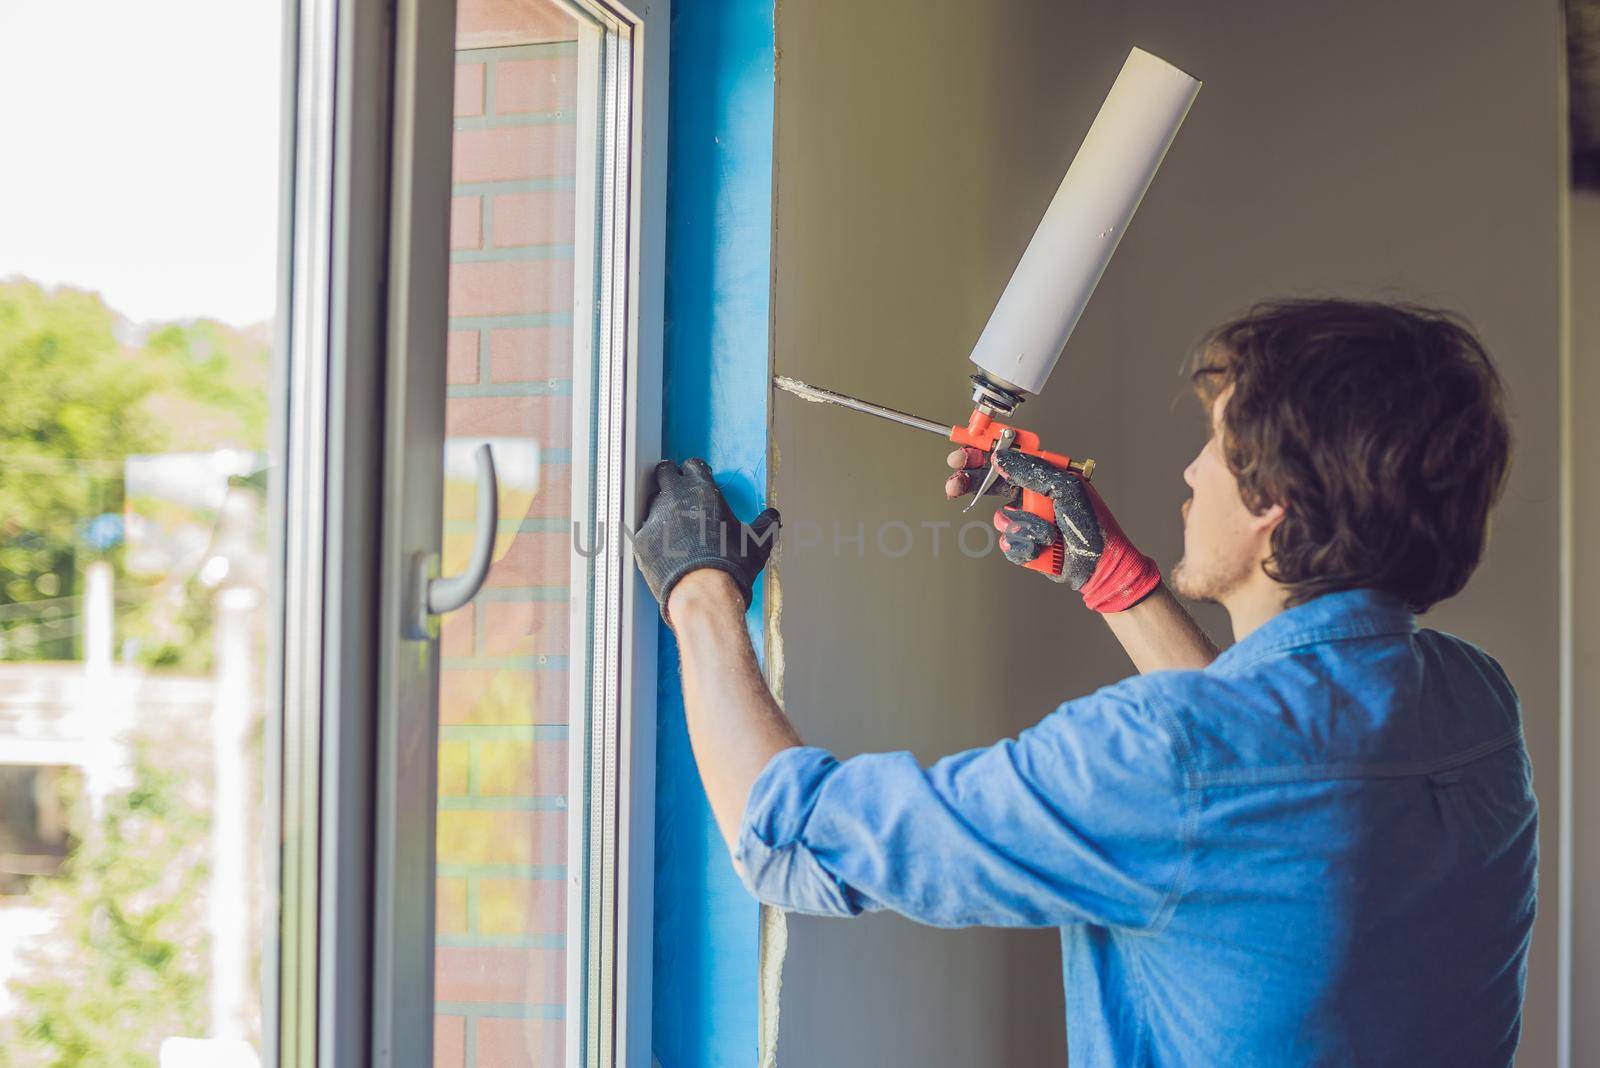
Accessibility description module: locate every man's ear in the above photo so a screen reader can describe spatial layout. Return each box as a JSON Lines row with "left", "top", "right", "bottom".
{"left": 1249, "top": 501, "right": 1286, "bottom": 538}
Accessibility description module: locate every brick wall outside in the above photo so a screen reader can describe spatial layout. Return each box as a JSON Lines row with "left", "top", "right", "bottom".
{"left": 436, "top": 1, "right": 579, "bottom": 1064}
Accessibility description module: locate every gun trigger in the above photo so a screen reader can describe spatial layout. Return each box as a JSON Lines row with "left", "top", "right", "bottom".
{"left": 964, "top": 464, "right": 1003, "bottom": 512}
{"left": 963, "top": 426, "right": 1016, "bottom": 513}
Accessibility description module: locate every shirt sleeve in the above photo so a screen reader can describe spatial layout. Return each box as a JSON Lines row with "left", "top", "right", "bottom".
{"left": 734, "top": 675, "right": 1190, "bottom": 930}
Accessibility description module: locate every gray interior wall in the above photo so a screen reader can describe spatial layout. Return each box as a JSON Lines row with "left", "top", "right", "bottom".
{"left": 769, "top": 2, "right": 1564, "bottom": 1065}
{"left": 1571, "top": 189, "right": 1599, "bottom": 1067}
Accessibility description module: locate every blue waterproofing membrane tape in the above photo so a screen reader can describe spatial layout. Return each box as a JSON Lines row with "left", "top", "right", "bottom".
{"left": 653, "top": 1, "right": 774, "bottom": 1065}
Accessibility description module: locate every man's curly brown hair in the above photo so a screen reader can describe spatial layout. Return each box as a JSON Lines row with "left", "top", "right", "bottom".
{"left": 1190, "top": 299, "right": 1512, "bottom": 613}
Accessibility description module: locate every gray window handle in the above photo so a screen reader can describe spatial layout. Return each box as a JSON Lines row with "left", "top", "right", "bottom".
{"left": 428, "top": 443, "right": 498, "bottom": 613}
{"left": 410, "top": 444, "right": 498, "bottom": 637}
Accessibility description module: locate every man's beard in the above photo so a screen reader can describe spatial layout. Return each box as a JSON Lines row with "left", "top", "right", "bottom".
{"left": 1170, "top": 554, "right": 1221, "bottom": 604}
{"left": 1171, "top": 497, "right": 1248, "bottom": 604}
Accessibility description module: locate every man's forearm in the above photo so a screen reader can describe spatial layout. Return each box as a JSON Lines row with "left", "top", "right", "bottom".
{"left": 667, "top": 569, "right": 801, "bottom": 853}
{"left": 1102, "top": 583, "right": 1220, "bottom": 673}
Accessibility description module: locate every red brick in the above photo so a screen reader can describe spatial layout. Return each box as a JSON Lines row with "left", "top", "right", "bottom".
{"left": 434, "top": 946, "right": 564, "bottom": 1004}
{"left": 441, "top": 602, "right": 475, "bottom": 658}
{"left": 442, "top": 473, "right": 487, "bottom": 523}
{"left": 434, "top": 1014, "right": 466, "bottom": 1068}
{"left": 437, "top": 810, "right": 567, "bottom": 866}
{"left": 475, "top": 1016, "right": 563, "bottom": 1068}
{"left": 475, "top": 530, "right": 567, "bottom": 588}
{"left": 452, "top": 124, "right": 575, "bottom": 183}
{"left": 450, "top": 195, "right": 482, "bottom": 251}
{"left": 476, "top": 737, "right": 565, "bottom": 796}
{"left": 449, "top": 258, "right": 572, "bottom": 318}
{"left": 440, "top": 739, "right": 472, "bottom": 796}
{"left": 454, "top": 63, "right": 485, "bottom": 117}
{"left": 437, "top": 877, "right": 470, "bottom": 934}
{"left": 477, "top": 877, "right": 566, "bottom": 935}
{"left": 441, "top": 470, "right": 560, "bottom": 524}
{"left": 440, "top": 668, "right": 568, "bottom": 725}
{"left": 447, "top": 330, "right": 480, "bottom": 385}
{"left": 457, "top": 0, "right": 576, "bottom": 49}
{"left": 446, "top": 455, "right": 569, "bottom": 523}
{"left": 444, "top": 475, "right": 569, "bottom": 530}
{"left": 482, "top": 598, "right": 569, "bottom": 656}
{"left": 494, "top": 56, "right": 578, "bottom": 115}
{"left": 523, "top": 463, "right": 571, "bottom": 519}
{"left": 490, "top": 190, "right": 575, "bottom": 249}
{"left": 490, "top": 326, "right": 572, "bottom": 382}
{"left": 445, "top": 393, "right": 572, "bottom": 443}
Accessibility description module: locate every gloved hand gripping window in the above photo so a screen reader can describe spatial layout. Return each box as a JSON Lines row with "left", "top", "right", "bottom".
{"left": 634, "top": 458, "right": 780, "bottom": 624}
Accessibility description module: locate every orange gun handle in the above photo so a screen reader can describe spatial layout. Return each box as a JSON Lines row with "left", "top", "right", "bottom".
{"left": 949, "top": 410, "right": 1084, "bottom": 480}
{"left": 950, "top": 407, "right": 1081, "bottom": 577}
{"left": 1019, "top": 487, "right": 1064, "bottom": 577}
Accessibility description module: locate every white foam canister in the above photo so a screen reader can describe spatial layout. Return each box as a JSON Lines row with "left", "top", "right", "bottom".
{"left": 968, "top": 48, "right": 1201, "bottom": 396}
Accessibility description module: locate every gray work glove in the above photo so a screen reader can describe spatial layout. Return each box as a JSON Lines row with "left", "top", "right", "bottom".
{"left": 990, "top": 450, "right": 1105, "bottom": 589}
{"left": 946, "top": 446, "right": 1160, "bottom": 611}
{"left": 634, "top": 458, "right": 780, "bottom": 622}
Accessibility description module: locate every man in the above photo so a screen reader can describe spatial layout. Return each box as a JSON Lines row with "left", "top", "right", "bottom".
{"left": 633, "top": 299, "right": 1535, "bottom": 1066}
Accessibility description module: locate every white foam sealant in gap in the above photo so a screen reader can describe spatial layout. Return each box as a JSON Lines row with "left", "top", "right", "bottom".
{"left": 758, "top": 445, "right": 789, "bottom": 1068}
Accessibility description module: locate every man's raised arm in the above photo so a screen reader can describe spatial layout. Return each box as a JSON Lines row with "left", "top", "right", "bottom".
{"left": 633, "top": 460, "right": 797, "bottom": 852}
{"left": 1101, "top": 583, "right": 1219, "bottom": 673}
{"left": 945, "top": 447, "right": 1218, "bottom": 673}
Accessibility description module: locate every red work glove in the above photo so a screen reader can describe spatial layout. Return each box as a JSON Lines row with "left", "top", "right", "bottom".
{"left": 944, "top": 447, "right": 1161, "bottom": 613}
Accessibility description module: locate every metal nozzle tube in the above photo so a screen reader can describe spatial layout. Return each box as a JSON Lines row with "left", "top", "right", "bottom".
{"left": 776, "top": 375, "right": 1097, "bottom": 481}
{"left": 773, "top": 377, "right": 953, "bottom": 438}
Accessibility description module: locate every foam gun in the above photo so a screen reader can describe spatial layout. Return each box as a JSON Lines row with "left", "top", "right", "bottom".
{"left": 775, "top": 47, "right": 1200, "bottom": 577}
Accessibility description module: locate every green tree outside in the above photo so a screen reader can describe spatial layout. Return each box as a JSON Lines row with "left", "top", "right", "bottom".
{"left": 0, "top": 754, "right": 211, "bottom": 1068}
{"left": 0, "top": 279, "right": 270, "bottom": 1063}
{"left": 0, "top": 279, "right": 268, "bottom": 664}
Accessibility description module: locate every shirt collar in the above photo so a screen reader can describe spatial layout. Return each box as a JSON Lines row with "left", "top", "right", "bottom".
{"left": 1207, "top": 588, "right": 1417, "bottom": 675}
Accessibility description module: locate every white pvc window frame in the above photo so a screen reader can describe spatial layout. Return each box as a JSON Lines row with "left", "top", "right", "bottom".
{"left": 274, "top": 0, "right": 666, "bottom": 1063}
{"left": 561, "top": 3, "right": 664, "bottom": 1065}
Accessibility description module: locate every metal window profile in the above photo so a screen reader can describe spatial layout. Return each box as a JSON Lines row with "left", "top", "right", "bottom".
{"left": 557, "top": 1, "right": 668, "bottom": 1064}
{"left": 381, "top": 0, "right": 669, "bottom": 1066}
{"left": 271, "top": 0, "right": 337, "bottom": 1057}
{"left": 277, "top": 0, "right": 394, "bottom": 1062}
{"left": 578, "top": 16, "right": 633, "bottom": 1067}
{"left": 612, "top": 4, "right": 669, "bottom": 1062}
{"left": 278, "top": 0, "right": 666, "bottom": 1063}
{"left": 370, "top": 0, "right": 452, "bottom": 1062}
{"left": 565, "top": 10, "right": 606, "bottom": 1066}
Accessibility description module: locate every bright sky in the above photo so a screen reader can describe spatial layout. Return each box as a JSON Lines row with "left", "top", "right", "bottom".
{"left": 0, "top": 0, "right": 283, "bottom": 327}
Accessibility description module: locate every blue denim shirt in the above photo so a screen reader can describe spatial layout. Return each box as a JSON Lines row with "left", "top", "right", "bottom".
{"left": 737, "top": 589, "right": 1537, "bottom": 1066}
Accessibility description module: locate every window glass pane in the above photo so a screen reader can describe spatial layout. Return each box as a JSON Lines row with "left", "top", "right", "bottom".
{"left": 436, "top": 3, "right": 584, "bottom": 1065}
{"left": 0, "top": 3, "right": 282, "bottom": 1065}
